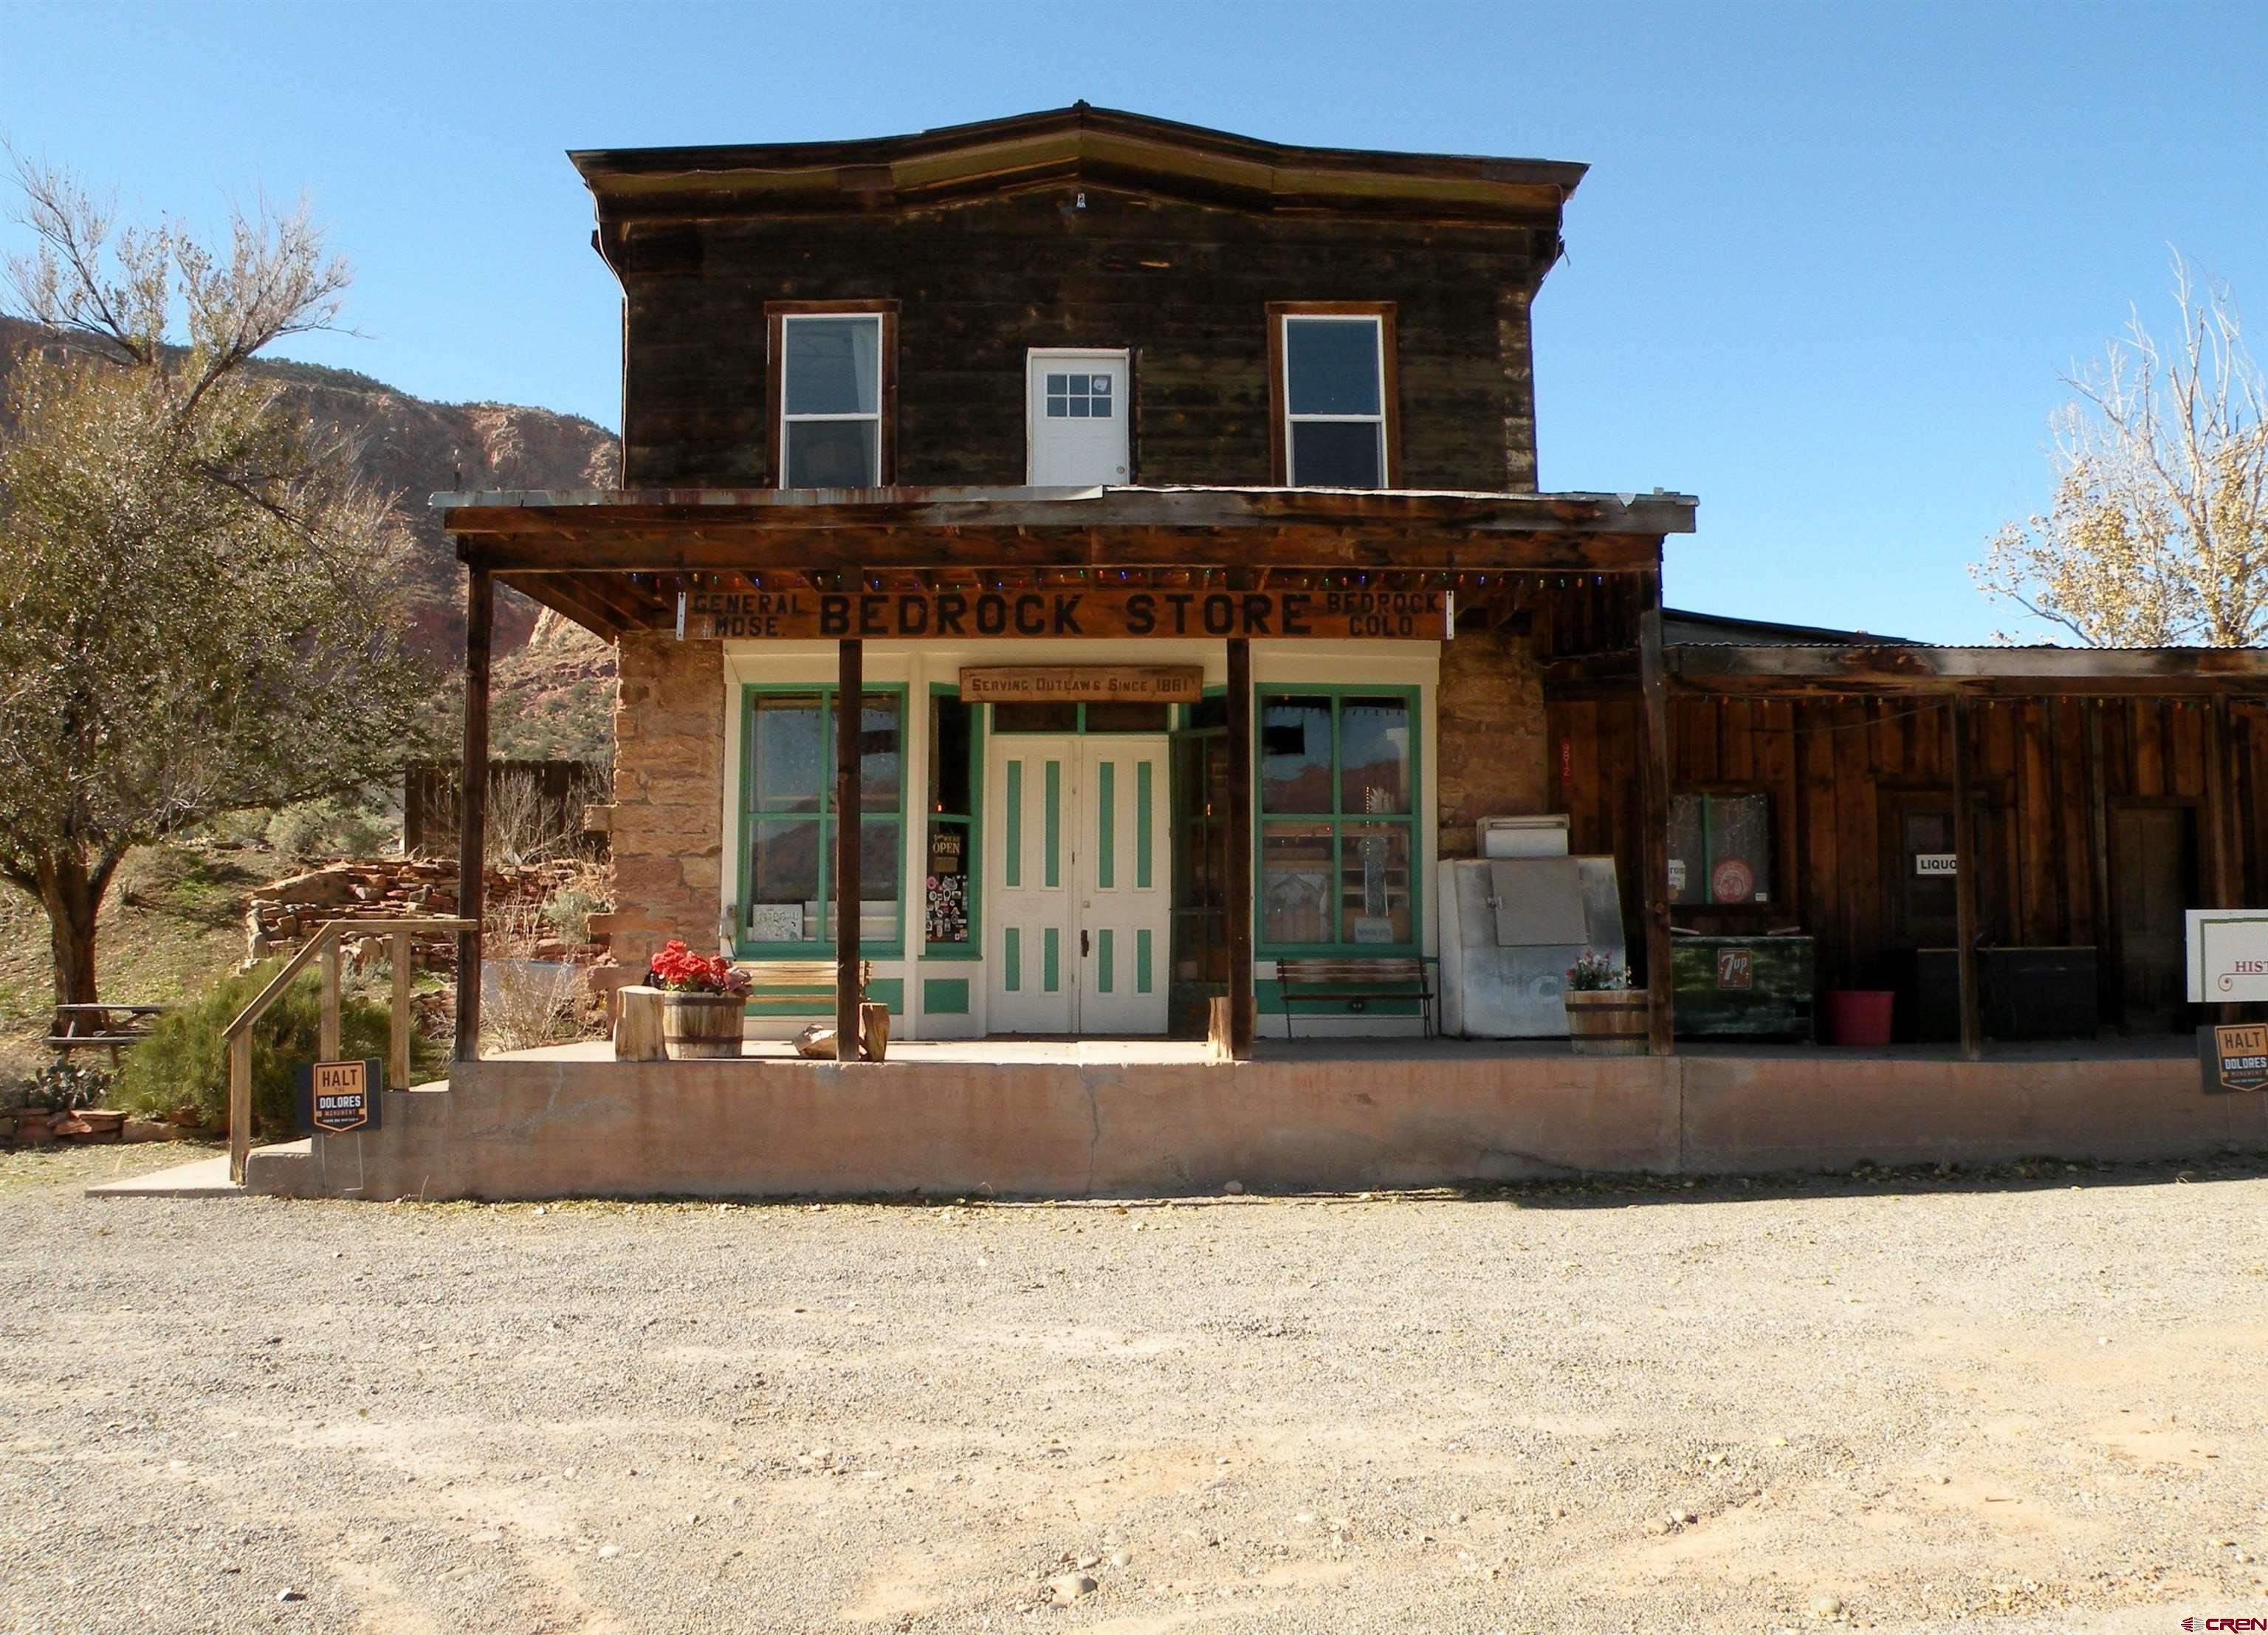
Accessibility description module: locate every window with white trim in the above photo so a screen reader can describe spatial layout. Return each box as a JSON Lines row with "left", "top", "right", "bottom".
{"left": 1279, "top": 314, "right": 1386, "bottom": 488}
{"left": 779, "top": 313, "right": 883, "bottom": 487}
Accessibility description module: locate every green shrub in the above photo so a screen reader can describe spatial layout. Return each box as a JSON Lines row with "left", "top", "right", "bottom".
{"left": 200, "top": 807, "right": 272, "bottom": 846}
{"left": 266, "top": 796, "right": 393, "bottom": 859}
{"left": 111, "top": 962, "right": 443, "bottom": 1135}
{"left": 541, "top": 882, "right": 611, "bottom": 942}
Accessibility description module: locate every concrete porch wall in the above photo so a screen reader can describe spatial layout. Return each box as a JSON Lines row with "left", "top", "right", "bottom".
{"left": 247, "top": 1052, "right": 1680, "bottom": 1201}
{"left": 1677, "top": 1052, "right": 2265, "bottom": 1171}
{"left": 243, "top": 1046, "right": 2268, "bottom": 1202}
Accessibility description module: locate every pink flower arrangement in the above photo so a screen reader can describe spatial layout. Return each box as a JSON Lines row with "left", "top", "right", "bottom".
{"left": 1564, "top": 950, "right": 1630, "bottom": 991}
{"left": 646, "top": 939, "right": 752, "bottom": 997}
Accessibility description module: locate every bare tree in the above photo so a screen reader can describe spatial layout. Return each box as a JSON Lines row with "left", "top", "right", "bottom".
{"left": 1973, "top": 255, "right": 2268, "bottom": 647}
{"left": 0, "top": 154, "right": 438, "bottom": 1004}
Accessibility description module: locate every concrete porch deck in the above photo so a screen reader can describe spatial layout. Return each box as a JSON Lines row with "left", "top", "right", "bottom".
{"left": 236, "top": 1032, "right": 2265, "bottom": 1202}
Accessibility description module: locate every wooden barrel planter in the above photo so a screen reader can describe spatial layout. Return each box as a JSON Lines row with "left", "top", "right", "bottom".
{"left": 1564, "top": 989, "right": 1651, "bottom": 1055}
{"left": 661, "top": 993, "right": 746, "bottom": 1060}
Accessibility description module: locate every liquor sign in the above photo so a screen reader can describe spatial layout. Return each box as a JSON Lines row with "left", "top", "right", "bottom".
{"left": 678, "top": 586, "right": 1451, "bottom": 642}
{"left": 2200, "top": 1023, "right": 2268, "bottom": 1094}
{"left": 297, "top": 1058, "right": 381, "bottom": 1135}
{"left": 1914, "top": 853, "right": 1959, "bottom": 877}
{"left": 960, "top": 665, "right": 1203, "bottom": 705}
{"left": 2186, "top": 910, "right": 2268, "bottom": 1003}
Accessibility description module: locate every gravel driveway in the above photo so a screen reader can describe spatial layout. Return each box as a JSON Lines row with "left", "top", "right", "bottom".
{"left": 2, "top": 1146, "right": 2266, "bottom": 1633}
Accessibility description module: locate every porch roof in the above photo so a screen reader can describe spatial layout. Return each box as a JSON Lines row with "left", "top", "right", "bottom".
{"left": 435, "top": 484, "right": 1697, "bottom": 639}
{"left": 1669, "top": 641, "right": 2268, "bottom": 697}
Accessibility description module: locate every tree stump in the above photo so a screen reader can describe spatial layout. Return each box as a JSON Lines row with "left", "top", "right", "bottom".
{"left": 614, "top": 984, "right": 667, "bottom": 1063}
{"left": 1206, "top": 995, "right": 1234, "bottom": 1061}
{"left": 859, "top": 1001, "right": 891, "bottom": 1062}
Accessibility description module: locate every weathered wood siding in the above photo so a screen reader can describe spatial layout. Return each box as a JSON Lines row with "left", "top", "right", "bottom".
{"left": 1545, "top": 693, "right": 2261, "bottom": 999}
{"left": 615, "top": 185, "right": 1550, "bottom": 490}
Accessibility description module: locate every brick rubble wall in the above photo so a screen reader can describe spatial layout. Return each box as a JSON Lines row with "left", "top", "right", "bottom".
{"left": 597, "top": 633, "right": 725, "bottom": 965}
{"left": 1435, "top": 626, "right": 1548, "bottom": 857}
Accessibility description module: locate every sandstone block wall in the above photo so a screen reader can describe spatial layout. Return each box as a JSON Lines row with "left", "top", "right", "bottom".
{"left": 1435, "top": 625, "right": 1549, "bottom": 856}
{"left": 595, "top": 633, "right": 725, "bottom": 964}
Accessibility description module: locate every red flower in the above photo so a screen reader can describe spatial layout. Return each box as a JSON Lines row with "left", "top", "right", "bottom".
{"left": 646, "top": 939, "right": 752, "bottom": 997}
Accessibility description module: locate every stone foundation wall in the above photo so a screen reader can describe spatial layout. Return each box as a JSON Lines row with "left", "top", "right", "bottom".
{"left": 246, "top": 857, "right": 608, "bottom": 973}
{"left": 1435, "top": 625, "right": 1548, "bottom": 856}
{"left": 590, "top": 633, "right": 725, "bottom": 965}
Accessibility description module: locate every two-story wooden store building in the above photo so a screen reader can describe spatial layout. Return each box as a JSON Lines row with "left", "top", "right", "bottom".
{"left": 437, "top": 104, "right": 1702, "bottom": 1063}
{"left": 433, "top": 104, "right": 2268, "bottom": 1091}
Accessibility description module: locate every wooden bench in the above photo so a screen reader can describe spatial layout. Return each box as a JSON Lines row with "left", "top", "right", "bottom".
{"left": 46, "top": 1004, "right": 168, "bottom": 1066}
{"left": 1274, "top": 957, "right": 1434, "bottom": 1040}
{"left": 734, "top": 960, "right": 842, "bottom": 1015}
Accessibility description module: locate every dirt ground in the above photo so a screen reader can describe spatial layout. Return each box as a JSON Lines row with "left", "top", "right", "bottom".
{"left": 2, "top": 1148, "right": 2266, "bottom": 1634}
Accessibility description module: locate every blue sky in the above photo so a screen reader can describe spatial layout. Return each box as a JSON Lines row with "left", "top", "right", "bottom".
{"left": 4, "top": 0, "right": 2265, "bottom": 642}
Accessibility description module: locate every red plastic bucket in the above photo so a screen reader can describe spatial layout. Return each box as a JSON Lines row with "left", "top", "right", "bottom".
{"left": 1824, "top": 989, "right": 1895, "bottom": 1047}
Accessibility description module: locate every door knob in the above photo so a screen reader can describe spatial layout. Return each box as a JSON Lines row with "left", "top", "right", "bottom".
{"left": 1082, "top": 930, "right": 1091, "bottom": 959}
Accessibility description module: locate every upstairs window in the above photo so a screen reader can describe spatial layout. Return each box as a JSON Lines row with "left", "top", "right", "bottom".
{"left": 769, "top": 304, "right": 895, "bottom": 487}
{"left": 1270, "top": 304, "right": 1398, "bottom": 489}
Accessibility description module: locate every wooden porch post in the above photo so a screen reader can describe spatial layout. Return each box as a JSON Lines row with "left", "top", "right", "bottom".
{"left": 1949, "top": 694, "right": 1982, "bottom": 1060}
{"left": 453, "top": 566, "right": 492, "bottom": 1063}
{"left": 2206, "top": 695, "right": 2237, "bottom": 908}
{"left": 835, "top": 638, "right": 863, "bottom": 1060}
{"left": 1225, "top": 636, "right": 1255, "bottom": 1060}
{"left": 2086, "top": 702, "right": 2117, "bottom": 1029}
{"left": 1635, "top": 572, "right": 1675, "bottom": 1055}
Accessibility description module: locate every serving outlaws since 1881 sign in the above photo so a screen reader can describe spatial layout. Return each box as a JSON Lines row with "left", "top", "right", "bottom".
{"left": 960, "top": 665, "right": 1203, "bottom": 704}
{"left": 678, "top": 586, "right": 1452, "bottom": 642}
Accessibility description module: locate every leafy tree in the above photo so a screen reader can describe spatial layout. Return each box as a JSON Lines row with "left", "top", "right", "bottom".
{"left": 1975, "top": 256, "right": 2268, "bottom": 646}
{"left": 0, "top": 157, "right": 438, "bottom": 1004}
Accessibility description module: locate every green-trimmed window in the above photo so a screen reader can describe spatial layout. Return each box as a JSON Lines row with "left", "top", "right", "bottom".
{"left": 1257, "top": 688, "right": 1418, "bottom": 951}
{"left": 739, "top": 687, "right": 904, "bottom": 955}
{"left": 925, "top": 690, "right": 980, "bottom": 955}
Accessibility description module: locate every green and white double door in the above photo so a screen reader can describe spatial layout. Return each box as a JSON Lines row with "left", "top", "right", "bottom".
{"left": 984, "top": 736, "right": 1169, "bottom": 1034}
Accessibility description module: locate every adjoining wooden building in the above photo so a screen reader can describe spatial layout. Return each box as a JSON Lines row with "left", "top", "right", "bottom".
{"left": 435, "top": 103, "right": 2268, "bottom": 1072}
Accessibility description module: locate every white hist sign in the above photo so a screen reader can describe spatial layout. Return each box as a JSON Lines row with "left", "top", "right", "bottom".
{"left": 2187, "top": 910, "right": 2268, "bottom": 1002}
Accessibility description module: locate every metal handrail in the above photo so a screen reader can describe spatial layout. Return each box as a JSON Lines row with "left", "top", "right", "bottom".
{"left": 224, "top": 916, "right": 473, "bottom": 1182}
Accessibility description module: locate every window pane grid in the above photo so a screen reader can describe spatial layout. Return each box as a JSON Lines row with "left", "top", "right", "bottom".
{"left": 1257, "top": 689, "right": 1417, "bottom": 952}
{"left": 780, "top": 313, "right": 882, "bottom": 487}
{"left": 1282, "top": 314, "right": 1385, "bottom": 490}
{"left": 1043, "top": 371, "right": 1114, "bottom": 419}
{"left": 740, "top": 688, "right": 905, "bottom": 952}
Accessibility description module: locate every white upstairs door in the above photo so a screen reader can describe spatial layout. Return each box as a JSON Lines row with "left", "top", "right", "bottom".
{"left": 1028, "top": 350, "right": 1130, "bottom": 485}
{"left": 986, "top": 736, "right": 1076, "bottom": 1033}
{"left": 1073, "top": 737, "right": 1171, "bottom": 1034}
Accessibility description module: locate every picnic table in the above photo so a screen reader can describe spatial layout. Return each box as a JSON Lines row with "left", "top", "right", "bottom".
{"left": 47, "top": 1004, "right": 168, "bottom": 1066}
